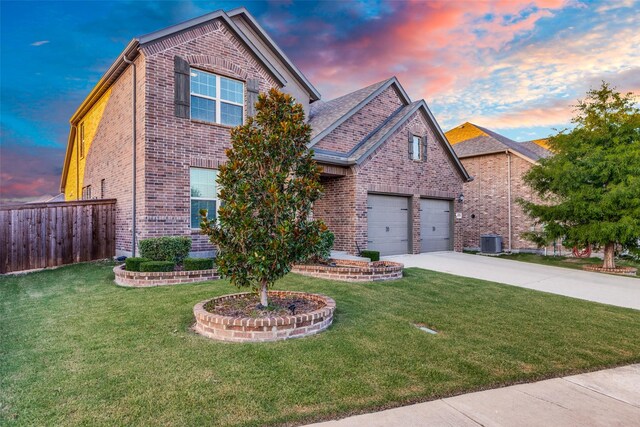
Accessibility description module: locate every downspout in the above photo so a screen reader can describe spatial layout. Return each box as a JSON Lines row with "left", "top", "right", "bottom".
{"left": 123, "top": 54, "right": 137, "bottom": 256}
{"left": 506, "top": 151, "right": 512, "bottom": 253}
{"left": 72, "top": 124, "right": 78, "bottom": 200}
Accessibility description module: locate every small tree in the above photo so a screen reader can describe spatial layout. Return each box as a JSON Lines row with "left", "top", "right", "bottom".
{"left": 200, "top": 88, "right": 327, "bottom": 306}
{"left": 520, "top": 82, "right": 640, "bottom": 269}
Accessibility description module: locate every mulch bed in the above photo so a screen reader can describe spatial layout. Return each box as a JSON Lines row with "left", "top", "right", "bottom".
{"left": 203, "top": 294, "right": 325, "bottom": 318}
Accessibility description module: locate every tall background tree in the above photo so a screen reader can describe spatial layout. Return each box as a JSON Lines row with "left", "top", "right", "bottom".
{"left": 200, "top": 88, "right": 327, "bottom": 306}
{"left": 520, "top": 82, "right": 640, "bottom": 269}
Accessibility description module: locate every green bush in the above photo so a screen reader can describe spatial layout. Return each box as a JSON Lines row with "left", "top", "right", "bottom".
{"left": 139, "top": 261, "right": 176, "bottom": 272}
{"left": 360, "top": 250, "right": 380, "bottom": 262}
{"left": 183, "top": 257, "right": 214, "bottom": 271}
{"left": 139, "top": 236, "right": 191, "bottom": 264}
{"left": 125, "top": 257, "right": 151, "bottom": 272}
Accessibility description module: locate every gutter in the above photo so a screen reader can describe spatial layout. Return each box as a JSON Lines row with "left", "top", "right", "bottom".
{"left": 122, "top": 54, "right": 138, "bottom": 257}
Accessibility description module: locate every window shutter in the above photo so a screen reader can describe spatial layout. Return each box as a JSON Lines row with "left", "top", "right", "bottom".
{"left": 174, "top": 56, "right": 190, "bottom": 118}
{"left": 408, "top": 132, "right": 414, "bottom": 159}
{"left": 422, "top": 135, "right": 428, "bottom": 161}
{"left": 247, "top": 79, "right": 260, "bottom": 117}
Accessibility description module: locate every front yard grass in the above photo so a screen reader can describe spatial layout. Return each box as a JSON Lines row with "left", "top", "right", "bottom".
{"left": 488, "top": 252, "right": 640, "bottom": 277}
{"left": 2, "top": 261, "right": 640, "bottom": 426}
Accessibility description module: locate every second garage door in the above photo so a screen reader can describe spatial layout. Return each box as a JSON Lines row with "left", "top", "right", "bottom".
{"left": 420, "top": 199, "right": 453, "bottom": 252}
{"left": 367, "top": 194, "right": 410, "bottom": 256}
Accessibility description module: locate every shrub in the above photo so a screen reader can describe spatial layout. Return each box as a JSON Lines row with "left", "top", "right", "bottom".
{"left": 125, "top": 257, "right": 151, "bottom": 272}
{"left": 183, "top": 257, "right": 214, "bottom": 271}
{"left": 139, "top": 261, "right": 176, "bottom": 272}
{"left": 139, "top": 236, "right": 191, "bottom": 264}
{"left": 360, "top": 250, "right": 380, "bottom": 262}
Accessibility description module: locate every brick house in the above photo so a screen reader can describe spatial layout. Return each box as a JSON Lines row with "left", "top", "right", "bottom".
{"left": 60, "top": 7, "right": 470, "bottom": 258}
{"left": 445, "top": 122, "right": 552, "bottom": 252}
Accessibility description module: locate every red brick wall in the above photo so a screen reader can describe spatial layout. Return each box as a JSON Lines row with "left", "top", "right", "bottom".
{"left": 140, "top": 19, "right": 280, "bottom": 254}
{"left": 356, "top": 110, "right": 466, "bottom": 254}
{"left": 83, "top": 54, "right": 146, "bottom": 256}
{"left": 313, "top": 86, "right": 404, "bottom": 153}
{"left": 313, "top": 106, "right": 466, "bottom": 255}
{"left": 314, "top": 173, "right": 357, "bottom": 252}
{"left": 459, "top": 152, "right": 547, "bottom": 251}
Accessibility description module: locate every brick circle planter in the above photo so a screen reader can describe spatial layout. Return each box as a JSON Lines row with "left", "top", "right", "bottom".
{"left": 113, "top": 264, "right": 219, "bottom": 287}
{"left": 193, "top": 291, "right": 335, "bottom": 342}
{"left": 291, "top": 259, "right": 403, "bottom": 282}
{"left": 582, "top": 264, "right": 638, "bottom": 276}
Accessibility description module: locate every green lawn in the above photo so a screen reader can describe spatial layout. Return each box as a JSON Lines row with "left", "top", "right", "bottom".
{"left": 2, "top": 262, "right": 640, "bottom": 426}
{"left": 484, "top": 252, "right": 640, "bottom": 277}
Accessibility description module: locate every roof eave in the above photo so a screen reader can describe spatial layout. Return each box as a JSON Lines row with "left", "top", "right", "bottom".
{"left": 309, "top": 77, "right": 411, "bottom": 148}
{"left": 69, "top": 39, "right": 140, "bottom": 125}
{"left": 60, "top": 125, "right": 77, "bottom": 192}
{"left": 137, "top": 9, "right": 287, "bottom": 87}
{"left": 226, "top": 7, "right": 321, "bottom": 101}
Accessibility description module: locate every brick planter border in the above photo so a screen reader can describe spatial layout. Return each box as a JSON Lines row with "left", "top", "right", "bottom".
{"left": 193, "top": 291, "right": 335, "bottom": 343}
{"left": 291, "top": 259, "right": 403, "bottom": 282}
{"left": 582, "top": 264, "right": 638, "bottom": 277}
{"left": 113, "top": 264, "right": 219, "bottom": 287}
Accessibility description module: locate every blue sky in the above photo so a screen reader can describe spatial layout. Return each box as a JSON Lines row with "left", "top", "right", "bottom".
{"left": 1, "top": 0, "right": 639, "bottom": 201}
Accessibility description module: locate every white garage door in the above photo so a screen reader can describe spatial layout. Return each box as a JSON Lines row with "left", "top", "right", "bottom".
{"left": 367, "top": 194, "right": 410, "bottom": 256}
{"left": 420, "top": 199, "right": 453, "bottom": 252}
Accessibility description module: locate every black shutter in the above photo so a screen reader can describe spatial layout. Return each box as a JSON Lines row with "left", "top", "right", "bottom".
{"left": 174, "top": 56, "right": 190, "bottom": 118}
{"left": 408, "top": 132, "right": 414, "bottom": 159}
{"left": 247, "top": 79, "right": 259, "bottom": 118}
{"left": 422, "top": 135, "right": 428, "bottom": 161}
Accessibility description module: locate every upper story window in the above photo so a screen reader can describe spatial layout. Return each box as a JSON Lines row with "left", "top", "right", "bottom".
{"left": 190, "top": 68, "right": 244, "bottom": 126}
{"left": 190, "top": 167, "right": 218, "bottom": 229}
{"left": 411, "top": 135, "right": 422, "bottom": 161}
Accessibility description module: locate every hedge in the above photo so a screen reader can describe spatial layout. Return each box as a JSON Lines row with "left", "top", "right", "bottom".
{"left": 183, "top": 258, "right": 214, "bottom": 271}
{"left": 125, "top": 257, "right": 151, "bottom": 272}
{"left": 139, "top": 261, "right": 176, "bottom": 272}
{"left": 360, "top": 250, "right": 380, "bottom": 262}
{"left": 139, "top": 236, "right": 191, "bottom": 264}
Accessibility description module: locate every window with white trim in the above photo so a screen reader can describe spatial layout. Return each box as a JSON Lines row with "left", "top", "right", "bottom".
{"left": 190, "top": 68, "right": 244, "bottom": 126}
{"left": 190, "top": 167, "right": 218, "bottom": 228}
{"left": 411, "top": 135, "right": 421, "bottom": 160}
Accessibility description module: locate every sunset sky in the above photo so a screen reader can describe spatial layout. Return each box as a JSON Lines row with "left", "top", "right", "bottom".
{"left": 1, "top": 0, "right": 639, "bottom": 202}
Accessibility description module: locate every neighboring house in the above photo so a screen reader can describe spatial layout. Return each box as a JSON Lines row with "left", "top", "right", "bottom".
{"left": 60, "top": 7, "right": 470, "bottom": 258}
{"left": 446, "top": 122, "right": 552, "bottom": 252}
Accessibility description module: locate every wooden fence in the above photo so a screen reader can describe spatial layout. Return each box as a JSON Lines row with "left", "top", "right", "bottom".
{"left": 0, "top": 199, "right": 116, "bottom": 274}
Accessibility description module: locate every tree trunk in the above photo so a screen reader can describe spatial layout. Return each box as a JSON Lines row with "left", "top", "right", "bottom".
{"left": 603, "top": 242, "right": 616, "bottom": 269}
{"left": 260, "top": 280, "right": 268, "bottom": 307}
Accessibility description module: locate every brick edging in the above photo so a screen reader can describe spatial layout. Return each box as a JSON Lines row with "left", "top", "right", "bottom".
{"left": 582, "top": 264, "right": 638, "bottom": 277}
{"left": 193, "top": 291, "right": 335, "bottom": 342}
{"left": 291, "top": 259, "right": 404, "bottom": 282}
{"left": 113, "top": 264, "right": 219, "bottom": 287}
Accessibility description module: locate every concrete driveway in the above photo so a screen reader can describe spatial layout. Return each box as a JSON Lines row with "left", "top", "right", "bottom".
{"left": 384, "top": 251, "right": 640, "bottom": 310}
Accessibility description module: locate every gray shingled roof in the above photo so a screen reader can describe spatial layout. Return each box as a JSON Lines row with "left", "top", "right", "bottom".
{"left": 452, "top": 124, "right": 551, "bottom": 161}
{"left": 308, "top": 79, "right": 391, "bottom": 140}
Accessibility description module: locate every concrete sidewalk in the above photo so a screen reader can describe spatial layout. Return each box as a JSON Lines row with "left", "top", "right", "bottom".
{"left": 384, "top": 252, "right": 640, "bottom": 310}
{"left": 306, "top": 364, "right": 640, "bottom": 426}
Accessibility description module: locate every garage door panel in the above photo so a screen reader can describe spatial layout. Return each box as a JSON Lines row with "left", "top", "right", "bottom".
{"left": 367, "top": 194, "right": 410, "bottom": 256}
{"left": 420, "top": 199, "right": 452, "bottom": 252}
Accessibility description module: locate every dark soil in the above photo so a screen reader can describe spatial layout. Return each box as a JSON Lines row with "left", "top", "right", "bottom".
{"left": 204, "top": 294, "right": 325, "bottom": 318}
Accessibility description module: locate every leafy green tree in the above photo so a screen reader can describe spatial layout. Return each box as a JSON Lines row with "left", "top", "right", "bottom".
{"left": 200, "top": 88, "right": 327, "bottom": 306}
{"left": 520, "top": 82, "right": 640, "bottom": 269}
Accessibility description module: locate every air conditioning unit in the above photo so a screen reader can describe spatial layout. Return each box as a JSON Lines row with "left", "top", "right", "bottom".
{"left": 480, "top": 234, "right": 503, "bottom": 254}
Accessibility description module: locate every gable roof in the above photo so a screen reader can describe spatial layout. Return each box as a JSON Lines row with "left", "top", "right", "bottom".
{"left": 312, "top": 98, "right": 471, "bottom": 181}
{"left": 69, "top": 8, "right": 317, "bottom": 126}
{"left": 308, "top": 77, "right": 411, "bottom": 146}
{"left": 446, "top": 122, "right": 552, "bottom": 163}
{"left": 62, "top": 7, "right": 320, "bottom": 192}
{"left": 226, "top": 7, "right": 320, "bottom": 102}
